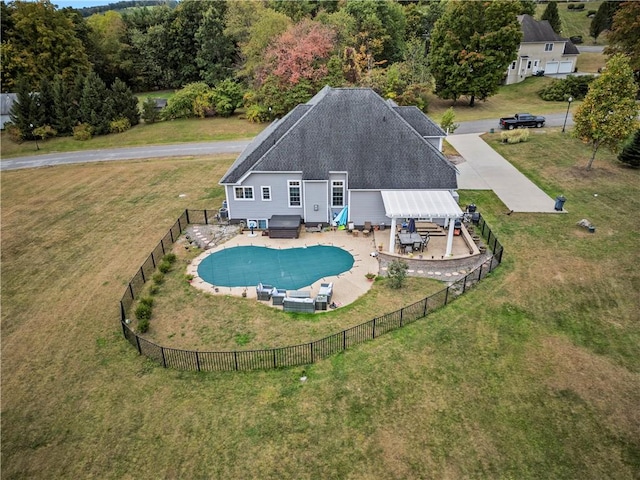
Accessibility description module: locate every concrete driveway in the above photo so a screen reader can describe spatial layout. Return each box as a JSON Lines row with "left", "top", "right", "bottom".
{"left": 448, "top": 133, "right": 561, "bottom": 213}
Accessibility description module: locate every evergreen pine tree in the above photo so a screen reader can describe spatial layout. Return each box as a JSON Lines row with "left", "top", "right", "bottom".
{"left": 541, "top": 1, "right": 561, "bottom": 34}
{"left": 109, "top": 78, "right": 140, "bottom": 126}
{"left": 80, "top": 72, "right": 112, "bottom": 135}
{"left": 9, "top": 76, "right": 36, "bottom": 140}
{"left": 52, "top": 76, "right": 75, "bottom": 136}
{"left": 590, "top": 1, "right": 621, "bottom": 41}
{"left": 36, "top": 77, "right": 55, "bottom": 128}
{"left": 618, "top": 130, "right": 640, "bottom": 167}
{"left": 141, "top": 97, "right": 160, "bottom": 124}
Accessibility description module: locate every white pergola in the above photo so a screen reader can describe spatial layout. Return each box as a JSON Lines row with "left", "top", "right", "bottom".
{"left": 381, "top": 190, "right": 463, "bottom": 256}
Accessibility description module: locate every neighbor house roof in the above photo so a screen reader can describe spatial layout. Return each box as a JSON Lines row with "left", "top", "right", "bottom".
{"left": 1, "top": 93, "right": 17, "bottom": 115}
{"left": 220, "top": 86, "right": 457, "bottom": 190}
{"left": 518, "top": 14, "right": 579, "bottom": 55}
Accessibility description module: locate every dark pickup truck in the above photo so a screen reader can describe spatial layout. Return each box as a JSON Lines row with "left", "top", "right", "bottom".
{"left": 499, "top": 113, "right": 545, "bottom": 130}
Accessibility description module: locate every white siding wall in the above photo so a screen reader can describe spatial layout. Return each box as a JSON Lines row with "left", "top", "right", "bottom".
{"left": 349, "top": 191, "right": 387, "bottom": 227}
{"left": 225, "top": 172, "right": 302, "bottom": 221}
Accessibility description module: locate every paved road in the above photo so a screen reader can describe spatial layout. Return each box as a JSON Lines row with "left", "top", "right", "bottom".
{"left": 1, "top": 114, "right": 574, "bottom": 171}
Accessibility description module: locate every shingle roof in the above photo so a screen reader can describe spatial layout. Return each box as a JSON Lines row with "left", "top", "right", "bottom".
{"left": 518, "top": 14, "right": 579, "bottom": 55}
{"left": 220, "top": 87, "right": 457, "bottom": 190}
{"left": 1, "top": 93, "right": 17, "bottom": 115}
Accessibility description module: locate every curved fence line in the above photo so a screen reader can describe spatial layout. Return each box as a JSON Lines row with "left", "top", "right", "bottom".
{"left": 120, "top": 209, "right": 504, "bottom": 371}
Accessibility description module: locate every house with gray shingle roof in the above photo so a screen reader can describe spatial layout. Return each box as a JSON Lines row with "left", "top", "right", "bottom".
{"left": 505, "top": 14, "right": 580, "bottom": 85}
{"left": 219, "top": 86, "right": 460, "bottom": 236}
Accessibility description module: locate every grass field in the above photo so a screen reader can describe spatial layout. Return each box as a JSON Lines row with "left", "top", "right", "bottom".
{"left": 2, "top": 126, "right": 639, "bottom": 478}
{"left": 535, "top": 0, "right": 605, "bottom": 43}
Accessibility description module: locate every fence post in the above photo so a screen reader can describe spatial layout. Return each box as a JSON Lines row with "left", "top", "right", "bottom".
{"left": 497, "top": 247, "right": 504, "bottom": 264}
{"left": 140, "top": 266, "right": 146, "bottom": 284}
{"left": 204, "top": 209, "right": 208, "bottom": 225}
{"left": 160, "top": 238, "right": 166, "bottom": 255}
{"left": 128, "top": 283, "right": 135, "bottom": 300}
{"left": 310, "top": 342, "right": 314, "bottom": 363}
{"left": 444, "top": 286, "right": 450, "bottom": 305}
{"left": 177, "top": 216, "right": 182, "bottom": 233}
{"left": 169, "top": 228, "right": 174, "bottom": 243}
{"left": 234, "top": 351, "right": 238, "bottom": 370}
{"left": 120, "top": 301, "right": 126, "bottom": 322}
{"left": 373, "top": 318, "right": 377, "bottom": 339}
{"left": 342, "top": 330, "right": 346, "bottom": 351}
{"left": 423, "top": 297, "right": 428, "bottom": 317}
{"left": 151, "top": 251, "right": 156, "bottom": 268}
{"left": 135, "top": 335, "right": 141, "bottom": 354}
{"left": 273, "top": 349, "right": 277, "bottom": 369}
{"left": 161, "top": 347, "right": 167, "bottom": 368}
{"left": 185, "top": 209, "right": 190, "bottom": 225}
{"left": 478, "top": 263, "right": 483, "bottom": 279}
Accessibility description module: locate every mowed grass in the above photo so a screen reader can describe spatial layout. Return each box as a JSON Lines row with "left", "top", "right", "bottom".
{"left": 535, "top": 0, "right": 605, "bottom": 43}
{"left": 0, "top": 113, "right": 265, "bottom": 158}
{"left": 428, "top": 76, "right": 579, "bottom": 122}
{"left": 2, "top": 135, "right": 640, "bottom": 478}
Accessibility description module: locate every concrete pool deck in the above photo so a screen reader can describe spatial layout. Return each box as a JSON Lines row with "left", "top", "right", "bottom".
{"left": 186, "top": 229, "right": 381, "bottom": 309}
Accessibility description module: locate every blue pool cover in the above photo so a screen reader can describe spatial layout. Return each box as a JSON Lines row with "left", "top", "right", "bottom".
{"left": 197, "top": 245, "right": 355, "bottom": 290}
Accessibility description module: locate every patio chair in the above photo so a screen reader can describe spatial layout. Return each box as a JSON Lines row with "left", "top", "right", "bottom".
{"left": 421, "top": 233, "right": 430, "bottom": 251}
{"left": 413, "top": 241, "right": 422, "bottom": 252}
{"left": 362, "top": 221, "right": 372, "bottom": 237}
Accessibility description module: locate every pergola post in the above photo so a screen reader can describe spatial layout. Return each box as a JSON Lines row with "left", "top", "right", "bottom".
{"left": 445, "top": 216, "right": 455, "bottom": 256}
{"left": 388, "top": 217, "right": 397, "bottom": 253}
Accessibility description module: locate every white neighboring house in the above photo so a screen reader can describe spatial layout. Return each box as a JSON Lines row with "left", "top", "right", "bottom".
{"left": 505, "top": 14, "right": 580, "bottom": 85}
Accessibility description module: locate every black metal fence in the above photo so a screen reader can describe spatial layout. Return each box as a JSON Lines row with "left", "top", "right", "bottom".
{"left": 120, "top": 209, "right": 504, "bottom": 371}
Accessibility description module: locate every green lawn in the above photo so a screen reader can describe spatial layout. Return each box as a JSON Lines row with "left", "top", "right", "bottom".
{"left": 535, "top": 0, "right": 605, "bottom": 43}
{"left": 2, "top": 127, "right": 638, "bottom": 478}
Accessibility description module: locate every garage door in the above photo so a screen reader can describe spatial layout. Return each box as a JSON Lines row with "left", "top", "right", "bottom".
{"left": 559, "top": 61, "right": 573, "bottom": 74}
{"left": 545, "top": 62, "right": 559, "bottom": 74}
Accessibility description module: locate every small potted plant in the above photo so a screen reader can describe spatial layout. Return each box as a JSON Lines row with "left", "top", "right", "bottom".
{"left": 378, "top": 243, "right": 383, "bottom": 252}
{"left": 365, "top": 272, "right": 376, "bottom": 281}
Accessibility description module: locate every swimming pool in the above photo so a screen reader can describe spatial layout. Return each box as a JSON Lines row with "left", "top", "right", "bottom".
{"left": 197, "top": 245, "right": 354, "bottom": 290}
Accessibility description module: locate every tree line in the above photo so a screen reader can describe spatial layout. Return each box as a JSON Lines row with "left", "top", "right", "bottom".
{"left": 1, "top": 0, "right": 638, "bottom": 144}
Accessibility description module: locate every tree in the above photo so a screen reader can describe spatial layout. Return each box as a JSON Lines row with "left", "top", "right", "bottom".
{"left": 617, "top": 129, "right": 640, "bottom": 168}
{"left": 52, "top": 76, "right": 76, "bottom": 136}
{"left": 590, "top": 1, "right": 621, "bottom": 42}
{"left": 260, "top": 19, "right": 337, "bottom": 86}
{"left": 141, "top": 97, "right": 160, "bottom": 124}
{"left": 109, "top": 78, "right": 139, "bottom": 126}
{"left": 86, "top": 10, "right": 134, "bottom": 86}
{"left": 344, "top": 0, "right": 407, "bottom": 66}
{"left": 210, "top": 79, "right": 244, "bottom": 117}
{"left": 0, "top": 0, "right": 91, "bottom": 91}
{"left": 604, "top": 2, "right": 640, "bottom": 83}
{"left": 440, "top": 107, "right": 459, "bottom": 134}
{"left": 518, "top": 0, "right": 536, "bottom": 16}
{"left": 9, "top": 77, "right": 36, "bottom": 140}
{"left": 573, "top": 54, "right": 639, "bottom": 170}
{"left": 541, "top": 1, "right": 561, "bottom": 35}
{"left": 79, "top": 72, "right": 112, "bottom": 135}
{"left": 428, "top": 0, "right": 521, "bottom": 106}
{"left": 195, "top": 1, "right": 236, "bottom": 85}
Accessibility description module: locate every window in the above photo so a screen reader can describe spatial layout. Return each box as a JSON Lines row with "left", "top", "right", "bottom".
{"left": 527, "top": 60, "right": 532, "bottom": 69}
{"left": 332, "top": 180, "right": 344, "bottom": 207}
{"left": 544, "top": 43, "right": 553, "bottom": 52}
{"left": 288, "top": 180, "right": 301, "bottom": 207}
{"left": 261, "top": 186, "right": 271, "bottom": 201}
{"left": 234, "top": 186, "right": 254, "bottom": 200}
{"left": 511, "top": 61, "right": 516, "bottom": 70}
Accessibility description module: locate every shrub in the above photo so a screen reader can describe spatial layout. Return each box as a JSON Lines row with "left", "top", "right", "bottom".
{"left": 163, "top": 82, "right": 212, "bottom": 120}
{"left": 109, "top": 117, "right": 131, "bottom": 134}
{"left": 138, "top": 318, "right": 150, "bottom": 333}
{"left": 73, "top": 123, "right": 93, "bottom": 141}
{"left": 4, "top": 123, "right": 23, "bottom": 143}
{"left": 135, "top": 302, "right": 152, "bottom": 320}
{"left": 33, "top": 125, "right": 57, "bottom": 142}
{"left": 387, "top": 260, "right": 408, "bottom": 289}
{"left": 163, "top": 253, "right": 177, "bottom": 264}
{"left": 500, "top": 129, "right": 530, "bottom": 144}
{"left": 538, "top": 75, "right": 595, "bottom": 101}
{"left": 440, "top": 107, "right": 459, "bottom": 134}
{"left": 245, "top": 104, "right": 271, "bottom": 123}
{"left": 617, "top": 129, "right": 640, "bottom": 168}
{"left": 158, "top": 260, "right": 172, "bottom": 274}
{"left": 148, "top": 284, "right": 160, "bottom": 295}
{"left": 152, "top": 272, "right": 165, "bottom": 284}
{"left": 139, "top": 296, "right": 154, "bottom": 307}
{"left": 396, "top": 83, "right": 430, "bottom": 113}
